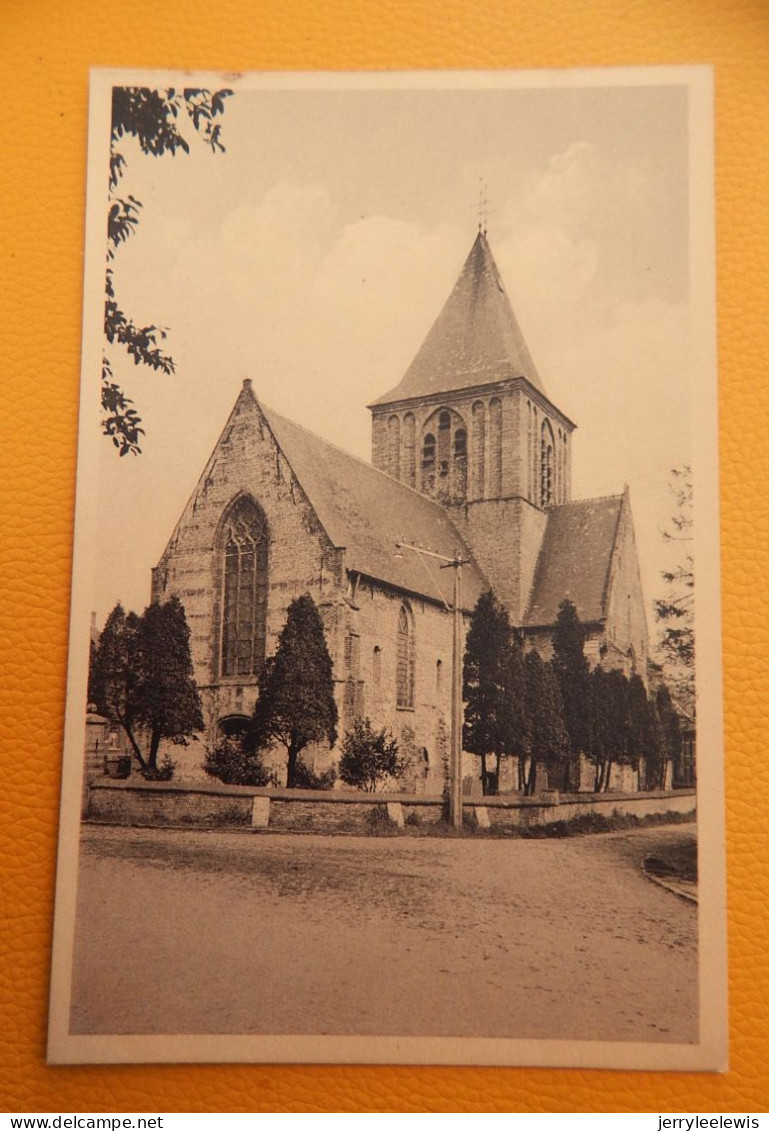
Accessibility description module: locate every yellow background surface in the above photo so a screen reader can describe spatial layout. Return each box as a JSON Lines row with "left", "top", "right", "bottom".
{"left": 2, "top": 0, "right": 767, "bottom": 1113}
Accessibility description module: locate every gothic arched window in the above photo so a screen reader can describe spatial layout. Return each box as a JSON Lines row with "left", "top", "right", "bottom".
{"left": 540, "top": 420, "right": 555, "bottom": 508}
{"left": 453, "top": 428, "right": 467, "bottom": 495}
{"left": 387, "top": 414, "right": 401, "bottom": 479}
{"left": 421, "top": 432, "right": 436, "bottom": 492}
{"left": 472, "top": 401, "right": 486, "bottom": 499}
{"left": 403, "top": 413, "right": 416, "bottom": 488}
{"left": 437, "top": 411, "right": 451, "bottom": 479}
{"left": 396, "top": 604, "right": 415, "bottom": 708}
{"left": 220, "top": 497, "right": 268, "bottom": 677}
{"left": 489, "top": 397, "right": 502, "bottom": 496}
{"left": 421, "top": 408, "right": 468, "bottom": 502}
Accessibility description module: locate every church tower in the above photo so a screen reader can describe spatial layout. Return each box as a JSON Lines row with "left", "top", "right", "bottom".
{"left": 369, "top": 230, "right": 576, "bottom": 622}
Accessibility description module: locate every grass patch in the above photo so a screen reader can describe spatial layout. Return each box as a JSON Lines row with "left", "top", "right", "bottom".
{"left": 644, "top": 840, "right": 698, "bottom": 882}
{"left": 506, "top": 808, "right": 695, "bottom": 840}
{"left": 364, "top": 806, "right": 401, "bottom": 836}
{"left": 398, "top": 807, "right": 695, "bottom": 840}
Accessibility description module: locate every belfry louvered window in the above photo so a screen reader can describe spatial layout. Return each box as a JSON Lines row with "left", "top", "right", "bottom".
{"left": 220, "top": 498, "right": 268, "bottom": 677}
{"left": 396, "top": 604, "right": 415, "bottom": 708}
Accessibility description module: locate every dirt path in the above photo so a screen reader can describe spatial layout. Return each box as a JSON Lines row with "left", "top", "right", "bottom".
{"left": 70, "top": 824, "right": 698, "bottom": 1042}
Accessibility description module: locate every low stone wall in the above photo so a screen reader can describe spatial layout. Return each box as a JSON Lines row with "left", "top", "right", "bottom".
{"left": 86, "top": 779, "right": 696, "bottom": 833}
{"left": 87, "top": 779, "right": 255, "bottom": 827}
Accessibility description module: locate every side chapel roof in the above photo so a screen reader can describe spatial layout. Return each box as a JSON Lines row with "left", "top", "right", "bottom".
{"left": 371, "top": 230, "right": 546, "bottom": 406}
{"left": 523, "top": 494, "right": 625, "bottom": 627}
{"left": 260, "top": 401, "right": 488, "bottom": 610}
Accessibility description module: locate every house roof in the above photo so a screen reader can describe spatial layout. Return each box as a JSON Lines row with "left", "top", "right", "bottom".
{"left": 261, "top": 401, "right": 488, "bottom": 610}
{"left": 371, "top": 230, "right": 546, "bottom": 407}
{"left": 523, "top": 495, "right": 624, "bottom": 626}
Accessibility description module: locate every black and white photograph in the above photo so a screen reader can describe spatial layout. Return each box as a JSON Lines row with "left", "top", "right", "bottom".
{"left": 48, "top": 66, "right": 725, "bottom": 1069}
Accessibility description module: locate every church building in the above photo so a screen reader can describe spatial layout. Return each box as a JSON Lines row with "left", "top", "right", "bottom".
{"left": 150, "top": 231, "right": 649, "bottom": 791}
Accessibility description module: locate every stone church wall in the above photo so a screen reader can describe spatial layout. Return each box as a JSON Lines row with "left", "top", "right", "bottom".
{"left": 151, "top": 388, "right": 346, "bottom": 743}
{"left": 449, "top": 495, "right": 548, "bottom": 624}
{"left": 333, "top": 576, "right": 458, "bottom": 793}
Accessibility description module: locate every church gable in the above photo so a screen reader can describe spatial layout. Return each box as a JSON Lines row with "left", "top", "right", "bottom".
{"left": 523, "top": 489, "right": 650, "bottom": 679}
{"left": 523, "top": 495, "right": 624, "bottom": 627}
{"left": 601, "top": 488, "right": 650, "bottom": 675}
{"left": 152, "top": 380, "right": 342, "bottom": 696}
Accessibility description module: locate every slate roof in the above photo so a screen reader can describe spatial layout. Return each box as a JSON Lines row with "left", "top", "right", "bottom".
{"left": 261, "top": 402, "right": 488, "bottom": 611}
{"left": 371, "top": 231, "right": 546, "bottom": 406}
{"left": 523, "top": 495, "right": 624, "bottom": 626}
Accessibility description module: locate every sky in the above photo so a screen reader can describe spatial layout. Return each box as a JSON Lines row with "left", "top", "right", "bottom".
{"left": 86, "top": 72, "right": 699, "bottom": 636}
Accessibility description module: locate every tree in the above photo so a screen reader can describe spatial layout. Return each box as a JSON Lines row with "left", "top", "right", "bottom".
{"left": 87, "top": 636, "right": 104, "bottom": 709}
{"left": 586, "top": 666, "right": 634, "bottom": 792}
{"left": 641, "top": 698, "right": 667, "bottom": 791}
{"left": 502, "top": 639, "right": 529, "bottom": 793}
{"left": 551, "top": 598, "right": 591, "bottom": 791}
{"left": 104, "top": 86, "right": 232, "bottom": 455}
{"left": 92, "top": 596, "right": 203, "bottom": 776}
{"left": 586, "top": 665, "right": 609, "bottom": 792}
{"left": 653, "top": 682, "right": 684, "bottom": 789}
{"left": 655, "top": 464, "right": 695, "bottom": 712}
{"left": 626, "top": 673, "right": 651, "bottom": 773}
{"left": 462, "top": 590, "right": 518, "bottom": 794}
{"left": 91, "top": 600, "right": 140, "bottom": 739}
{"left": 520, "top": 650, "right": 569, "bottom": 796}
{"left": 338, "top": 718, "right": 406, "bottom": 792}
{"left": 246, "top": 594, "right": 338, "bottom": 788}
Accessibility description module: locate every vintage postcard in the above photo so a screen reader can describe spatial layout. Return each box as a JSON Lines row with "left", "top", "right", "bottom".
{"left": 48, "top": 66, "right": 725, "bottom": 1068}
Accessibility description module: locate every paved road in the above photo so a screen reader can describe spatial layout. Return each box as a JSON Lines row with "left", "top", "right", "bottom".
{"left": 70, "top": 824, "right": 698, "bottom": 1042}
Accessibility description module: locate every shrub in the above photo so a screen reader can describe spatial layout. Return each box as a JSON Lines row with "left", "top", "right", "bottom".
{"left": 293, "top": 760, "right": 337, "bottom": 791}
{"left": 203, "top": 736, "right": 271, "bottom": 787}
{"left": 141, "top": 754, "right": 176, "bottom": 781}
{"left": 339, "top": 718, "right": 406, "bottom": 792}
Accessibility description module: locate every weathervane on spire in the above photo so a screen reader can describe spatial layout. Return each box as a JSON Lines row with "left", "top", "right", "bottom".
{"left": 477, "top": 179, "right": 489, "bottom": 236}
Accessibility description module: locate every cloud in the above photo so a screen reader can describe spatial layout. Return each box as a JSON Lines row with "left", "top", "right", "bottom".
{"left": 547, "top": 298, "right": 692, "bottom": 499}
{"left": 494, "top": 225, "right": 599, "bottom": 354}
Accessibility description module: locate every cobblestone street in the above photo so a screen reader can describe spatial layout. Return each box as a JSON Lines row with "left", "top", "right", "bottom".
{"left": 70, "top": 824, "right": 698, "bottom": 1042}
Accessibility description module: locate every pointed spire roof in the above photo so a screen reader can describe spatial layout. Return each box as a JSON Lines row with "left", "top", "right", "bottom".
{"left": 371, "top": 230, "right": 546, "bottom": 407}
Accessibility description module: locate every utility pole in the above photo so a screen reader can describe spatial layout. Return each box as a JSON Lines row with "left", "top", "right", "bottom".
{"left": 394, "top": 542, "right": 468, "bottom": 829}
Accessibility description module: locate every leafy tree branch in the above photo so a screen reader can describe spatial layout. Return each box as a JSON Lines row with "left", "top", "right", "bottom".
{"left": 654, "top": 464, "right": 695, "bottom": 708}
{"left": 103, "top": 86, "right": 232, "bottom": 456}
